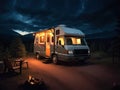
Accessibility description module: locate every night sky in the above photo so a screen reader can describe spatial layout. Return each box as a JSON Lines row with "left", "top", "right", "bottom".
{"left": 0, "top": 0, "right": 119, "bottom": 37}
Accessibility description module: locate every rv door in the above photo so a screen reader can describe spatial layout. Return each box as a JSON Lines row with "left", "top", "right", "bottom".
{"left": 45, "top": 33, "right": 51, "bottom": 57}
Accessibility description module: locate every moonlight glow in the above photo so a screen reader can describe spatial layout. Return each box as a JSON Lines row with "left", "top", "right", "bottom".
{"left": 13, "top": 29, "right": 34, "bottom": 35}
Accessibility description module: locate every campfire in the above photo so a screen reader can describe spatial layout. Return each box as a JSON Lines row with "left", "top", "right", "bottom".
{"left": 22, "top": 75, "right": 47, "bottom": 90}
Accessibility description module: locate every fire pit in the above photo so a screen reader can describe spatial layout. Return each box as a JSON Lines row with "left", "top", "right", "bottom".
{"left": 23, "top": 75, "right": 47, "bottom": 90}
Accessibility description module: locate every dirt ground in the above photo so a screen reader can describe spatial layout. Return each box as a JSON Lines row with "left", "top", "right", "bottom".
{"left": 0, "top": 57, "right": 120, "bottom": 90}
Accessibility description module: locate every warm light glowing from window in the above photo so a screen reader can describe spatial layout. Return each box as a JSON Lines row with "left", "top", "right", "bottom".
{"left": 40, "top": 33, "right": 45, "bottom": 36}
{"left": 49, "top": 32, "right": 53, "bottom": 36}
{"left": 38, "top": 32, "right": 45, "bottom": 43}
{"left": 77, "top": 39, "right": 81, "bottom": 44}
{"left": 40, "top": 36, "right": 44, "bottom": 43}
{"left": 35, "top": 32, "right": 45, "bottom": 44}
{"left": 71, "top": 37, "right": 81, "bottom": 44}
{"left": 36, "top": 34, "right": 39, "bottom": 36}
{"left": 58, "top": 37, "right": 64, "bottom": 45}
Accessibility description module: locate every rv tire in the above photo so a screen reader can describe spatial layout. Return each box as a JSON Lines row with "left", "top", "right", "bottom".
{"left": 52, "top": 55, "right": 59, "bottom": 64}
{"left": 36, "top": 53, "right": 40, "bottom": 59}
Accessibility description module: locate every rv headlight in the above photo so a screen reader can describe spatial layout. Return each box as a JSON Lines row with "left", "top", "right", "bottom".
{"left": 88, "top": 50, "right": 90, "bottom": 54}
{"left": 68, "top": 50, "right": 73, "bottom": 54}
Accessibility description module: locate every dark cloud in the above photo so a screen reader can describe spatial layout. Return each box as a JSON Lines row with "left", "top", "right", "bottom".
{"left": 0, "top": 0, "right": 16, "bottom": 13}
{"left": 0, "top": 0, "right": 119, "bottom": 37}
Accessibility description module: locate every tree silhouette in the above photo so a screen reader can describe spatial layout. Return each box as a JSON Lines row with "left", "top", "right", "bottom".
{"left": 0, "top": 44, "right": 4, "bottom": 60}
{"left": 111, "top": 15, "right": 120, "bottom": 64}
{"left": 9, "top": 37, "right": 26, "bottom": 58}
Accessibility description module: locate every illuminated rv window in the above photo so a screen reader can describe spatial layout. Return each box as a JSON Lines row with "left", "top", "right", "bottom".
{"left": 40, "top": 36, "right": 44, "bottom": 43}
{"left": 58, "top": 37, "right": 64, "bottom": 45}
{"left": 71, "top": 37, "right": 81, "bottom": 44}
{"left": 65, "top": 36, "right": 86, "bottom": 45}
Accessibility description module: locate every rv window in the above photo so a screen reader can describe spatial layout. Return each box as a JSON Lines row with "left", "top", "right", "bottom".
{"left": 47, "top": 35, "right": 50, "bottom": 42}
{"left": 65, "top": 36, "right": 86, "bottom": 45}
{"left": 56, "top": 30, "right": 60, "bottom": 35}
{"left": 58, "top": 37, "right": 64, "bottom": 45}
{"left": 40, "top": 36, "right": 44, "bottom": 43}
{"left": 66, "top": 38, "right": 72, "bottom": 45}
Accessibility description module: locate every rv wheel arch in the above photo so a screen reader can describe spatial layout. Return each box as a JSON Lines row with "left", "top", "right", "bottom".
{"left": 52, "top": 54, "right": 59, "bottom": 64}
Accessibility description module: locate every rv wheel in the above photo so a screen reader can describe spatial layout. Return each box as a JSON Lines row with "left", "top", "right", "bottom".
{"left": 52, "top": 55, "right": 58, "bottom": 64}
{"left": 36, "top": 53, "right": 40, "bottom": 59}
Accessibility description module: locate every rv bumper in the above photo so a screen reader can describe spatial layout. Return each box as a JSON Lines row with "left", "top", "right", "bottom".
{"left": 58, "top": 54, "right": 90, "bottom": 62}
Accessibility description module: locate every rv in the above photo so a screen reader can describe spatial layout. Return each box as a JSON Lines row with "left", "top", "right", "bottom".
{"left": 34, "top": 25, "right": 90, "bottom": 64}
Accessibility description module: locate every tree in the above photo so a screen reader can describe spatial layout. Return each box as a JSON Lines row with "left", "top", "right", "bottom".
{"left": 9, "top": 37, "right": 26, "bottom": 58}
{"left": 0, "top": 44, "right": 4, "bottom": 60}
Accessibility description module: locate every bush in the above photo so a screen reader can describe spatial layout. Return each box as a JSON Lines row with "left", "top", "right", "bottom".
{"left": 91, "top": 51, "right": 108, "bottom": 60}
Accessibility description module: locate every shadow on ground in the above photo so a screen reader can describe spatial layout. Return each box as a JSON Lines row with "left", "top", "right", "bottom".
{"left": 0, "top": 72, "right": 20, "bottom": 79}
{"left": 40, "top": 58, "right": 93, "bottom": 67}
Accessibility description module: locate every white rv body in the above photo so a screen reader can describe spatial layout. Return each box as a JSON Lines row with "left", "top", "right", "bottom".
{"left": 34, "top": 25, "right": 90, "bottom": 64}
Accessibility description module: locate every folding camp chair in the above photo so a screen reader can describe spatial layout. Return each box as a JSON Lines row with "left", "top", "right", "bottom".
{"left": 3, "top": 59, "right": 22, "bottom": 74}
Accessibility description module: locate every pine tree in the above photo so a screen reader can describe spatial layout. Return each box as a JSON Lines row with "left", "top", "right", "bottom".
{"left": 9, "top": 37, "right": 26, "bottom": 58}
